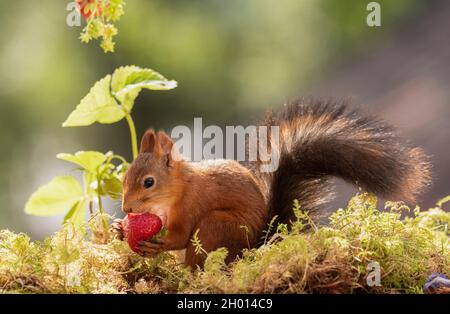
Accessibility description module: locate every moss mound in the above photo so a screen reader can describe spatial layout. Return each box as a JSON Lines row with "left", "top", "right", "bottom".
{"left": 1, "top": 194, "right": 448, "bottom": 294}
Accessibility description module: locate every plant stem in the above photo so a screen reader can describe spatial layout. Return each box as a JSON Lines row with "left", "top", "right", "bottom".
{"left": 112, "top": 154, "right": 128, "bottom": 165}
{"left": 96, "top": 179, "right": 109, "bottom": 233}
{"left": 97, "top": 193, "right": 104, "bottom": 215}
{"left": 109, "top": 84, "right": 138, "bottom": 160}
{"left": 125, "top": 114, "right": 138, "bottom": 160}
{"left": 88, "top": 200, "right": 94, "bottom": 217}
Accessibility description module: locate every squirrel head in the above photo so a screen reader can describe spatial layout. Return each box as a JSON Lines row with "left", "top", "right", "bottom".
{"left": 122, "top": 129, "right": 184, "bottom": 221}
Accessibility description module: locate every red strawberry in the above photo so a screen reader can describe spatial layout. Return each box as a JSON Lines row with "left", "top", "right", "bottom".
{"left": 123, "top": 213, "right": 163, "bottom": 253}
{"left": 75, "top": 0, "right": 103, "bottom": 19}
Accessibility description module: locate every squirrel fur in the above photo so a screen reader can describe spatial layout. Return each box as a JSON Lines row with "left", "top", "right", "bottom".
{"left": 115, "top": 99, "right": 431, "bottom": 268}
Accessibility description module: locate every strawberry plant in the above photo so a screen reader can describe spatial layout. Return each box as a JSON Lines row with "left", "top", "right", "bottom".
{"left": 76, "top": 0, "right": 126, "bottom": 53}
{"left": 24, "top": 66, "right": 177, "bottom": 241}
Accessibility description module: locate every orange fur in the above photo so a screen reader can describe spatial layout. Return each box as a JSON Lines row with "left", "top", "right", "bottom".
{"left": 121, "top": 100, "right": 431, "bottom": 268}
{"left": 122, "top": 130, "right": 266, "bottom": 267}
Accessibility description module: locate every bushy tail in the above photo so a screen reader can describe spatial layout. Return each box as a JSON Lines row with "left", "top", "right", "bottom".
{"left": 256, "top": 99, "right": 431, "bottom": 224}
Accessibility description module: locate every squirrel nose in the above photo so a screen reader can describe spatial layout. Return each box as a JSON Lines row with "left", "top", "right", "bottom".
{"left": 123, "top": 207, "right": 132, "bottom": 214}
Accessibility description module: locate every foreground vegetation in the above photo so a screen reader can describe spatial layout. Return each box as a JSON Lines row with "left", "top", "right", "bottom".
{"left": 1, "top": 194, "right": 449, "bottom": 294}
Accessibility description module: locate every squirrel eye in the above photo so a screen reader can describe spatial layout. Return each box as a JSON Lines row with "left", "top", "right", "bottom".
{"left": 143, "top": 177, "right": 155, "bottom": 189}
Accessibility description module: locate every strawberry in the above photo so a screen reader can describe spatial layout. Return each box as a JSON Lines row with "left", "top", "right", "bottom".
{"left": 123, "top": 213, "right": 163, "bottom": 253}
{"left": 75, "top": 0, "right": 103, "bottom": 19}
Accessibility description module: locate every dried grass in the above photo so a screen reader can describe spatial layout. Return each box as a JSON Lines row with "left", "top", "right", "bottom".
{"left": 0, "top": 193, "right": 448, "bottom": 294}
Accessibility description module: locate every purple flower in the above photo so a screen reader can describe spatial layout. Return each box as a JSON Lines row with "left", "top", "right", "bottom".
{"left": 423, "top": 273, "right": 450, "bottom": 292}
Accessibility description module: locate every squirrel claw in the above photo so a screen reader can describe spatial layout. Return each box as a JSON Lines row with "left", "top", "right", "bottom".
{"left": 139, "top": 240, "right": 165, "bottom": 256}
{"left": 149, "top": 237, "right": 164, "bottom": 244}
{"left": 110, "top": 219, "right": 125, "bottom": 241}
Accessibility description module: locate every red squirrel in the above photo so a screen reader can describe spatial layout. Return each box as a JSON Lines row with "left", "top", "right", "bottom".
{"left": 112, "top": 100, "right": 431, "bottom": 268}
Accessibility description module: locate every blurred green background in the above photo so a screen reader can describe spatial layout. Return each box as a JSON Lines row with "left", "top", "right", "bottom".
{"left": 1, "top": 0, "right": 449, "bottom": 239}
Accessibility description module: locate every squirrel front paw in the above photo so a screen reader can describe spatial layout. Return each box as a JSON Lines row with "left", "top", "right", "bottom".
{"left": 138, "top": 238, "right": 165, "bottom": 257}
{"left": 110, "top": 218, "right": 125, "bottom": 241}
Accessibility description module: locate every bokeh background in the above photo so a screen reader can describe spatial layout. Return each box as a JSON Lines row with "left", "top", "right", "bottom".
{"left": 0, "top": 0, "right": 448, "bottom": 239}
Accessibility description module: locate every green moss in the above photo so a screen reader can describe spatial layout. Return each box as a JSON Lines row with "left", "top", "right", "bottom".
{"left": 0, "top": 193, "right": 448, "bottom": 294}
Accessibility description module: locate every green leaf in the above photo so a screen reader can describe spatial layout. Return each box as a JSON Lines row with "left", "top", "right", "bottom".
{"left": 154, "top": 227, "right": 168, "bottom": 241}
{"left": 57, "top": 151, "right": 107, "bottom": 173}
{"left": 101, "top": 176, "right": 123, "bottom": 200}
{"left": 25, "top": 176, "right": 83, "bottom": 216}
{"left": 83, "top": 171, "right": 97, "bottom": 198}
{"left": 64, "top": 198, "right": 87, "bottom": 228}
{"left": 111, "top": 66, "right": 177, "bottom": 111}
{"left": 62, "top": 75, "right": 125, "bottom": 127}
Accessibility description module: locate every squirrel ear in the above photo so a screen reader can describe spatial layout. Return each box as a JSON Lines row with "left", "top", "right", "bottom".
{"left": 156, "top": 131, "right": 177, "bottom": 167}
{"left": 140, "top": 129, "right": 157, "bottom": 154}
{"left": 156, "top": 131, "right": 174, "bottom": 155}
